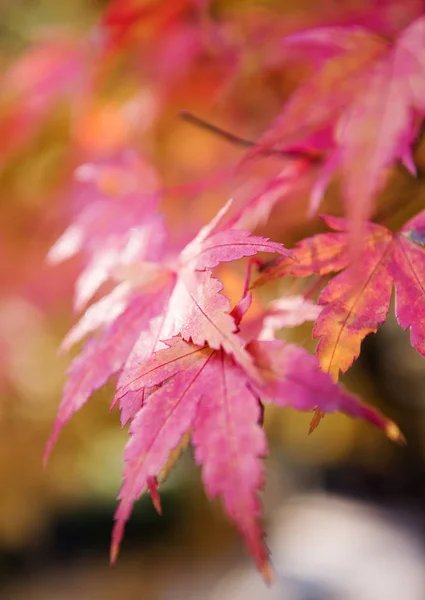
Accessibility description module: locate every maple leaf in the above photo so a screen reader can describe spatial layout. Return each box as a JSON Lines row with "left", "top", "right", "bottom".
{"left": 258, "top": 16, "right": 425, "bottom": 234}
{"left": 257, "top": 211, "right": 425, "bottom": 380}
{"left": 46, "top": 191, "right": 289, "bottom": 456}
{"left": 48, "top": 155, "right": 162, "bottom": 310}
{"left": 111, "top": 333, "right": 402, "bottom": 578}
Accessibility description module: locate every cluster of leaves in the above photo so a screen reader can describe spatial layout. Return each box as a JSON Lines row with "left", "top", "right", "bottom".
{"left": 41, "top": 0, "right": 425, "bottom": 582}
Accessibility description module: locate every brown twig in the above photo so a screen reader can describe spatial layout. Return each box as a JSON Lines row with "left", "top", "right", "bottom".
{"left": 179, "top": 110, "right": 322, "bottom": 163}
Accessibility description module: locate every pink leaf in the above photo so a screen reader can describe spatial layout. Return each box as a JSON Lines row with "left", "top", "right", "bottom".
{"left": 257, "top": 15, "right": 425, "bottom": 228}
{"left": 259, "top": 32, "right": 386, "bottom": 152}
{"left": 110, "top": 334, "right": 402, "bottom": 572}
{"left": 48, "top": 154, "right": 164, "bottom": 310}
{"left": 181, "top": 229, "right": 290, "bottom": 271}
{"left": 259, "top": 213, "right": 425, "bottom": 378}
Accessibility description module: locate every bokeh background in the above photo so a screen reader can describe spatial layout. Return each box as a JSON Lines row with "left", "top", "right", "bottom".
{"left": 1, "top": 1, "right": 425, "bottom": 598}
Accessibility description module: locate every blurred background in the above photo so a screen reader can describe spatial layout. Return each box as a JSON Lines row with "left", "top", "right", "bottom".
{"left": 1, "top": 0, "right": 425, "bottom": 598}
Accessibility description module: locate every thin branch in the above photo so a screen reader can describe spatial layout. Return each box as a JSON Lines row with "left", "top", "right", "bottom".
{"left": 179, "top": 111, "right": 322, "bottom": 163}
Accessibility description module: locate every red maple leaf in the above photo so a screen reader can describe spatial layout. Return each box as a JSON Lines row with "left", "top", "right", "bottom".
{"left": 256, "top": 15, "right": 425, "bottom": 234}
{"left": 257, "top": 211, "right": 425, "bottom": 380}
{"left": 112, "top": 333, "right": 403, "bottom": 578}
{"left": 45, "top": 192, "right": 289, "bottom": 459}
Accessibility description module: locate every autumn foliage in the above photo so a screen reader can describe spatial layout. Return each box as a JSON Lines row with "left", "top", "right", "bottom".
{"left": 10, "top": 0, "right": 423, "bottom": 582}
